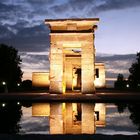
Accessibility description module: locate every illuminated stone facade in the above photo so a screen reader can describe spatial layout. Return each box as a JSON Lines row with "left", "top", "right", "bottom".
{"left": 32, "top": 18, "right": 106, "bottom": 91}
{"left": 95, "top": 63, "right": 106, "bottom": 88}
{"left": 45, "top": 18, "right": 99, "bottom": 94}
{"left": 32, "top": 63, "right": 105, "bottom": 89}
{"left": 32, "top": 18, "right": 106, "bottom": 134}
{"left": 32, "top": 72, "right": 50, "bottom": 87}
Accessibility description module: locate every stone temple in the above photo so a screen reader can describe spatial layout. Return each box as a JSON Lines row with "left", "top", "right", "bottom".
{"left": 32, "top": 18, "right": 106, "bottom": 92}
{"left": 32, "top": 18, "right": 106, "bottom": 134}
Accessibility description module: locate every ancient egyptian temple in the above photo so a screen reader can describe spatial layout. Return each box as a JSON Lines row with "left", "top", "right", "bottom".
{"left": 32, "top": 18, "right": 106, "bottom": 134}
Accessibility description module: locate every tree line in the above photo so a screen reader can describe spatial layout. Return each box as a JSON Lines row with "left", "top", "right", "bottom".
{"left": 114, "top": 52, "right": 140, "bottom": 90}
{"left": 0, "top": 44, "right": 33, "bottom": 92}
{"left": 0, "top": 43, "right": 140, "bottom": 91}
{"left": 114, "top": 52, "right": 140, "bottom": 133}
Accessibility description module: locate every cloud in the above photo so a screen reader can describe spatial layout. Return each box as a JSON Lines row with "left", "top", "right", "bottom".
{"left": 96, "top": 54, "right": 136, "bottom": 78}
{"left": 1, "top": 0, "right": 140, "bottom": 27}
{"left": 0, "top": 0, "right": 139, "bottom": 82}
{"left": 20, "top": 52, "right": 50, "bottom": 72}
{"left": 0, "top": 2, "right": 31, "bottom": 26}
{"left": 26, "top": 0, "right": 56, "bottom": 6}
{"left": 96, "top": 54, "right": 136, "bottom": 61}
{"left": 50, "top": 0, "right": 96, "bottom": 18}
{"left": 1, "top": 0, "right": 140, "bottom": 54}
{"left": 0, "top": 25, "right": 14, "bottom": 38}
{"left": 20, "top": 51, "right": 50, "bottom": 80}
{"left": 0, "top": 24, "right": 50, "bottom": 52}
{"left": 0, "top": 2, "right": 18, "bottom": 12}
{"left": 20, "top": 107, "right": 49, "bottom": 133}
{"left": 50, "top": 0, "right": 140, "bottom": 18}
{"left": 96, "top": 105, "right": 137, "bottom": 134}
{"left": 95, "top": 0, "right": 140, "bottom": 13}
{"left": 51, "top": 3, "right": 71, "bottom": 14}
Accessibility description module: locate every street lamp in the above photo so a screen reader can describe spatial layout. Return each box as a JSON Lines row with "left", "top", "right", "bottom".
{"left": 2, "top": 81, "right": 8, "bottom": 93}
{"left": 126, "top": 84, "right": 129, "bottom": 88}
{"left": 2, "top": 103, "right": 6, "bottom": 107}
{"left": 2, "top": 81, "right": 6, "bottom": 86}
{"left": 17, "top": 83, "right": 20, "bottom": 87}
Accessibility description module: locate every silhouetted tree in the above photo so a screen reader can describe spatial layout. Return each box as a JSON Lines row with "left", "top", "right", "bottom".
{"left": 0, "top": 44, "right": 23, "bottom": 92}
{"left": 21, "top": 80, "right": 32, "bottom": 91}
{"left": 114, "top": 74, "right": 126, "bottom": 89}
{"left": 128, "top": 52, "right": 140, "bottom": 89}
{"left": 116, "top": 103, "right": 127, "bottom": 113}
{"left": 116, "top": 103, "right": 140, "bottom": 133}
{"left": 0, "top": 102, "right": 22, "bottom": 133}
{"left": 128, "top": 103, "right": 140, "bottom": 132}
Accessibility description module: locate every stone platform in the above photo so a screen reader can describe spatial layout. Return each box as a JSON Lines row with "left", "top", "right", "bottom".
{"left": 0, "top": 91, "right": 140, "bottom": 103}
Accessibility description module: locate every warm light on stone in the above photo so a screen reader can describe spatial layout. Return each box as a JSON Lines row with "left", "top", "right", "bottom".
{"left": 45, "top": 18, "right": 99, "bottom": 94}
{"left": 94, "top": 63, "right": 106, "bottom": 88}
{"left": 32, "top": 72, "right": 50, "bottom": 87}
{"left": 50, "top": 103, "right": 63, "bottom": 134}
{"left": 63, "top": 103, "right": 81, "bottom": 134}
{"left": 95, "top": 103, "right": 106, "bottom": 127}
{"left": 32, "top": 103, "right": 50, "bottom": 116}
{"left": 82, "top": 103, "right": 95, "bottom": 134}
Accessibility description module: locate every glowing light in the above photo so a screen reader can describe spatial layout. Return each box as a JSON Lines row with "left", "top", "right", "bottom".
{"left": 63, "top": 82, "right": 66, "bottom": 94}
{"left": 72, "top": 103, "right": 77, "bottom": 114}
{"left": 62, "top": 103, "right": 65, "bottom": 112}
{"left": 126, "top": 84, "right": 129, "bottom": 88}
{"left": 63, "top": 42, "right": 81, "bottom": 48}
{"left": 17, "top": 102, "right": 20, "bottom": 105}
{"left": 17, "top": 83, "right": 20, "bottom": 86}
{"left": 94, "top": 79, "right": 103, "bottom": 87}
{"left": 2, "top": 81, "right": 6, "bottom": 85}
{"left": 85, "top": 94, "right": 93, "bottom": 96}
{"left": 2, "top": 103, "right": 6, "bottom": 107}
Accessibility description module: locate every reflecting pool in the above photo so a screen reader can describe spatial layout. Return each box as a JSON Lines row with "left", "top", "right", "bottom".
{"left": 20, "top": 103, "right": 138, "bottom": 135}
{"left": 0, "top": 102, "right": 139, "bottom": 135}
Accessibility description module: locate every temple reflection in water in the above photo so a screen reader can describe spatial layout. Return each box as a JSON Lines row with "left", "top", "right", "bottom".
{"left": 32, "top": 103, "right": 105, "bottom": 134}
{"left": 32, "top": 18, "right": 106, "bottom": 134}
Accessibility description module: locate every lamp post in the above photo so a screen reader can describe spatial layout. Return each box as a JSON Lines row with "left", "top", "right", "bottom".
{"left": 2, "top": 81, "right": 8, "bottom": 93}
{"left": 17, "top": 83, "right": 20, "bottom": 87}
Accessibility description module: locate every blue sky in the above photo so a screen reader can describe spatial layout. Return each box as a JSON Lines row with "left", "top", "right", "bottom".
{"left": 0, "top": 0, "right": 140, "bottom": 81}
{"left": 96, "top": 7, "right": 140, "bottom": 54}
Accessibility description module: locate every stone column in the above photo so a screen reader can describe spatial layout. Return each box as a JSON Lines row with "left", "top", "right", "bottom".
{"left": 81, "top": 33, "right": 95, "bottom": 94}
{"left": 81, "top": 103, "right": 95, "bottom": 134}
{"left": 64, "top": 103, "right": 73, "bottom": 133}
{"left": 49, "top": 36, "right": 63, "bottom": 94}
{"left": 50, "top": 103, "right": 63, "bottom": 134}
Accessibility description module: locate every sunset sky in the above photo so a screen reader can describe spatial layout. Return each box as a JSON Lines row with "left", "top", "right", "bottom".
{"left": 0, "top": 0, "right": 140, "bottom": 82}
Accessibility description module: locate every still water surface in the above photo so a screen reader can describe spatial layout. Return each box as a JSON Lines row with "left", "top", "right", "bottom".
{"left": 19, "top": 104, "right": 138, "bottom": 135}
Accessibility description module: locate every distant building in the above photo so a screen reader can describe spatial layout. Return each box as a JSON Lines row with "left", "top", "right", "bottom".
{"left": 32, "top": 62, "right": 105, "bottom": 89}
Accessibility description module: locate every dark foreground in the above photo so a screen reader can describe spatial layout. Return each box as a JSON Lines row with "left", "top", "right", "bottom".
{"left": 0, "top": 134, "right": 140, "bottom": 140}
{"left": 0, "top": 90, "right": 140, "bottom": 103}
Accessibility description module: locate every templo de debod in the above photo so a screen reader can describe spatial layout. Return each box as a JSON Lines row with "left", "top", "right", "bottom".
{"left": 32, "top": 18, "right": 105, "bottom": 92}
{"left": 32, "top": 18, "right": 106, "bottom": 134}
